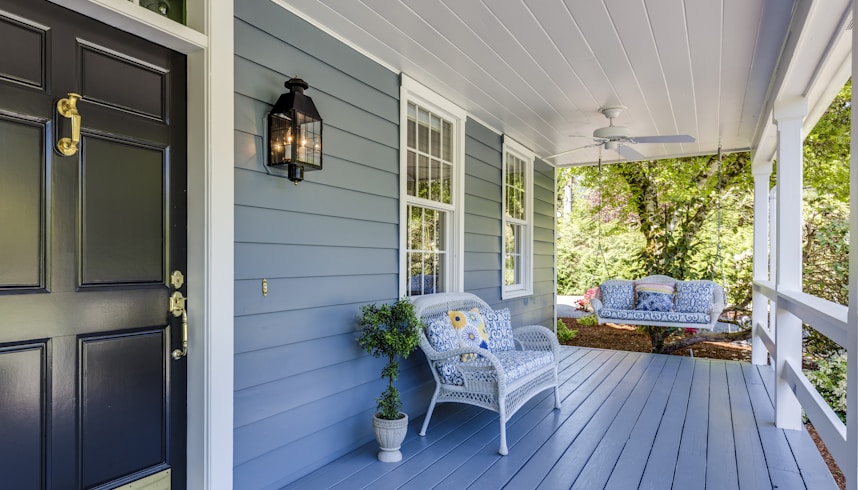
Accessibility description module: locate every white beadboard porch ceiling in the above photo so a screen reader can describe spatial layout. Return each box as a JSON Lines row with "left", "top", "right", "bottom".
{"left": 273, "top": 0, "right": 847, "bottom": 167}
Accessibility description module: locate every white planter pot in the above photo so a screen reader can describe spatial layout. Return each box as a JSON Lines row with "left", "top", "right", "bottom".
{"left": 372, "top": 412, "right": 408, "bottom": 463}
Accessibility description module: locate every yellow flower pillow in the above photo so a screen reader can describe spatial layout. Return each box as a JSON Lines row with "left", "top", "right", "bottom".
{"left": 448, "top": 308, "right": 489, "bottom": 361}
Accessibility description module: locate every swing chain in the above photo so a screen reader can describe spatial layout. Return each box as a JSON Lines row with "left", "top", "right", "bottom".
{"left": 596, "top": 155, "right": 609, "bottom": 277}
{"left": 714, "top": 145, "right": 725, "bottom": 285}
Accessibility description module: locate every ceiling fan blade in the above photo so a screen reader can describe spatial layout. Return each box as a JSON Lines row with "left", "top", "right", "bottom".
{"left": 543, "top": 142, "right": 601, "bottom": 160}
{"left": 617, "top": 144, "right": 646, "bottom": 161}
{"left": 630, "top": 134, "right": 696, "bottom": 144}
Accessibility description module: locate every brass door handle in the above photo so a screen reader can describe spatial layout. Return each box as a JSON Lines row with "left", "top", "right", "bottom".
{"left": 57, "top": 93, "right": 82, "bottom": 156}
{"left": 170, "top": 291, "right": 188, "bottom": 360}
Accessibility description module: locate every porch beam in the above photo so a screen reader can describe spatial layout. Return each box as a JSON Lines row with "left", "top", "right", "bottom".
{"left": 751, "top": 166, "right": 772, "bottom": 365}
{"left": 772, "top": 96, "right": 806, "bottom": 431}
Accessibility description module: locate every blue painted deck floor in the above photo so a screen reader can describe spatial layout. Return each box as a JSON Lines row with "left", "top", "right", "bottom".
{"left": 286, "top": 346, "right": 836, "bottom": 489}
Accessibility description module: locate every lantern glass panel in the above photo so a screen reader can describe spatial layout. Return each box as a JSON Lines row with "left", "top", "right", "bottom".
{"left": 269, "top": 113, "right": 293, "bottom": 166}
{"left": 295, "top": 112, "right": 322, "bottom": 169}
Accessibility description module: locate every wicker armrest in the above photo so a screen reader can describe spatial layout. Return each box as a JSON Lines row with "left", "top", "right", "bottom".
{"left": 512, "top": 325, "right": 560, "bottom": 358}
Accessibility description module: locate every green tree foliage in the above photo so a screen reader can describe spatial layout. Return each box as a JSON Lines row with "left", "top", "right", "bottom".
{"left": 556, "top": 80, "right": 851, "bottom": 361}
{"left": 557, "top": 152, "right": 753, "bottom": 303}
{"left": 802, "top": 80, "right": 851, "bottom": 359}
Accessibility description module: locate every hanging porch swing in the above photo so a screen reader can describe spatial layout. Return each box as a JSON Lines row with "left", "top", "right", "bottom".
{"left": 587, "top": 148, "right": 728, "bottom": 330}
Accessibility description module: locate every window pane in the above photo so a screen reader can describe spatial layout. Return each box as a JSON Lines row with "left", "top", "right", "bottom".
{"left": 417, "top": 155, "right": 429, "bottom": 199}
{"left": 505, "top": 153, "right": 526, "bottom": 220}
{"left": 407, "top": 103, "right": 416, "bottom": 149}
{"left": 442, "top": 121, "right": 452, "bottom": 161}
{"left": 407, "top": 205, "right": 447, "bottom": 296}
{"left": 430, "top": 115, "right": 441, "bottom": 158}
{"left": 429, "top": 159, "right": 442, "bottom": 202}
{"left": 417, "top": 108, "right": 429, "bottom": 153}
{"left": 407, "top": 150, "right": 416, "bottom": 197}
{"left": 440, "top": 162, "right": 451, "bottom": 205}
{"left": 504, "top": 222, "right": 521, "bottom": 286}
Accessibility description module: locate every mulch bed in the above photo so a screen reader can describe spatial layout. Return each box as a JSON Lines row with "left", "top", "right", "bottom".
{"left": 559, "top": 317, "right": 845, "bottom": 489}
{"left": 560, "top": 318, "right": 752, "bottom": 361}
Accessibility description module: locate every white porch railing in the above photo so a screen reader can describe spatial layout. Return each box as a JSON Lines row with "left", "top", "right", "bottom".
{"left": 752, "top": 281, "right": 849, "bottom": 468}
{"left": 751, "top": 84, "right": 856, "bottom": 489}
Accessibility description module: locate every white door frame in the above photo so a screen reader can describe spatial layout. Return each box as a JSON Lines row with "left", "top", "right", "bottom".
{"left": 47, "top": 2, "right": 234, "bottom": 489}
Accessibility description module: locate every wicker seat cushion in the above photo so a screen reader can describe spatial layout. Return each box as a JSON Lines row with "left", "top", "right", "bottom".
{"left": 434, "top": 350, "right": 555, "bottom": 386}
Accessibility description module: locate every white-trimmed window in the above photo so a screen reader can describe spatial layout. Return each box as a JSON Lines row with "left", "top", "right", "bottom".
{"left": 400, "top": 75, "right": 466, "bottom": 297}
{"left": 502, "top": 138, "right": 534, "bottom": 298}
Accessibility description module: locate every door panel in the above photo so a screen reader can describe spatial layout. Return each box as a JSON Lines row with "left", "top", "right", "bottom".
{"left": 0, "top": 12, "right": 47, "bottom": 89}
{"left": 0, "top": 1, "right": 187, "bottom": 488}
{"left": 80, "top": 330, "right": 166, "bottom": 488}
{"left": 0, "top": 342, "right": 47, "bottom": 489}
{"left": 79, "top": 42, "right": 167, "bottom": 121}
{"left": 0, "top": 116, "right": 45, "bottom": 288}
{"left": 81, "top": 136, "right": 165, "bottom": 286}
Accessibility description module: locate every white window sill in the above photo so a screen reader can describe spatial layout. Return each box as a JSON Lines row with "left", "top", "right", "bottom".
{"left": 502, "top": 288, "right": 533, "bottom": 300}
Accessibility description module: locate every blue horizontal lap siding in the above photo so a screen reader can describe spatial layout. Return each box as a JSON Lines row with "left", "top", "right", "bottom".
{"left": 233, "top": 0, "right": 419, "bottom": 487}
{"left": 233, "top": 1, "right": 557, "bottom": 486}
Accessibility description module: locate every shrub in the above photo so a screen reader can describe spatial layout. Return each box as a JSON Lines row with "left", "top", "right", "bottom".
{"left": 804, "top": 354, "right": 847, "bottom": 423}
{"left": 556, "top": 319, "right": 577, "bottom": 343}
{"left": 576, "top": 315, "right": 598, "bottom": 327}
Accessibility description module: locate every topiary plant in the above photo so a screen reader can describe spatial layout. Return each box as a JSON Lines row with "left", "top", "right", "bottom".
{"left": 357, "top": 298, "right": 424, "bottom": 420}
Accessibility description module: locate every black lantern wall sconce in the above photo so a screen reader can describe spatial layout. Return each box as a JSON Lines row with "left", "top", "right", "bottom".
{"left": 267, "top": 77, "right": 322, "bottom": 183}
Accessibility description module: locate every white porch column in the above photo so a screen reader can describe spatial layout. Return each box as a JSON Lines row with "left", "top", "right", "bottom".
{"left": 773, "top": 96, "right": 806, "bottom": 431}
{"left": 846, "top": 5, "right": 858, "bottom": 487}
{"left": 751, "top": 166, "right": 771, "bottom": 365}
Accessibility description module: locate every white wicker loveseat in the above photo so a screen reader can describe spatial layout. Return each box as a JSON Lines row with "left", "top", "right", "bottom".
{"left": 589, "top": 274, "right": 726, "bottom": 330}
{"left": 411, "top": 292, "right": 561, "bottom": 456}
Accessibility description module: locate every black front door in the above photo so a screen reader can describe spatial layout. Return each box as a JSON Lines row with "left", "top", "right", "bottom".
{"left": 0, "top": 1, "right": 187, "bottom": 487}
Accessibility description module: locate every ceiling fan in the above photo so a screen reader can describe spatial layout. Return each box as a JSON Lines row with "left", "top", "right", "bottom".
{"left": 545, "top": 106, "right": 695, "bottom": 161}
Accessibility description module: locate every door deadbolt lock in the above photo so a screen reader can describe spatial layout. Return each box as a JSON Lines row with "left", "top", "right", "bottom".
{"left": 169, "top": 291, "right": 186, "bottom": 317}
{"left": 170, "top": 270, "right": 184, "bottom": 289}
{"left": 170, "top": 291, "right": 188, "bottom": 360}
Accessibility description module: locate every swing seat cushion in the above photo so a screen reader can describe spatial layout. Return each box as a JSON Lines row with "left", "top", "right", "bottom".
{"left": 598, "top": 308, "right": 711, "bottom": 325}
{"left": 591, "top": 275, "right": 726, "bottom": 330}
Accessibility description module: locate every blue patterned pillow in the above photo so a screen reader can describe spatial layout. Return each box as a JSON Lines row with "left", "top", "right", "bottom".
{"left": 483, "top": 307, "right": 515, "bottom": 352}
{"left": 424, "top": 317, "right": 457, "bottom": 352}
{"left": 600, "top": 281, "right": 635, "bottom": 310}
{"left": 636, "top": 291, "right": 674, "bottom": 312}
{"left": 675, "top": 281, "right": 713, "bottom": 314}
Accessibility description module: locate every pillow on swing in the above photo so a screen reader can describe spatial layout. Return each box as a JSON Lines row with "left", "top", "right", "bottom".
{"left": 675, "top": 281, "right": 713, "bottom": 314}
{"left": 600, "top": 281, "right": 635, "bottom": 310}
{"left": 635, "top": 283, "right": 675, "bottom": 312}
